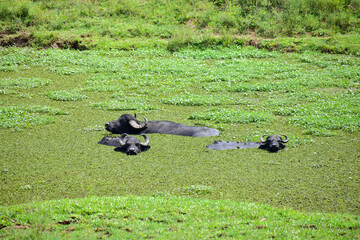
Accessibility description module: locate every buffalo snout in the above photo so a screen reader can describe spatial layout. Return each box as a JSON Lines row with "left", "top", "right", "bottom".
{"left": 126, "top": 146, "right": 139, "bottom": 155}
{"left": 269, "top": 144, "right": 281, "bottom": 152}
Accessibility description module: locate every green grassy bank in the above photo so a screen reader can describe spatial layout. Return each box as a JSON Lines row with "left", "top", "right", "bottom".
{"left": 1, "top": 0, "right": 360, "bottom": 53}
{"left": 1, "top": 195, "right": 360, "bottom": 239}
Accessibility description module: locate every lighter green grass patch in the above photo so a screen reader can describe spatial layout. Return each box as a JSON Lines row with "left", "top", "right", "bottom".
{"left": 83, "top": 75, "right": 128, "bottom": 92}
{"left": 273, "top": 91, "right": 360, "bottom": 134}
{"left": 0, "top": 78, "right": 51, "bottom": 89}
{"left": 89, "top": 97, "right": 158, "bottom": 111}
{"left": 302, "top": 128, "right": 336, "bottom": 137}
{"left": 0, "top": 89, "right": 15, "bottom": 95}
{"left": 175, "top": 46, "right": 277, "bottom": 59}
{"left": 0, "top": 66, "right": 17, "bottom": 72}
{"left": 162, "top": 94, "right": 241, "bottom": 106}
{"left": 0, "top": 105, "right": 69, "bottom": 129}
{"left": 189, "top": 108, "right": 274, "bottom": 124}
{"left": 48, "top": 66, "right": 87, "bottom": 75}
{"left": 46, "top": 90, "right": 87, "bottom": 101}
{"left": 226, "top": 76, "right": 354, "bottom": 93}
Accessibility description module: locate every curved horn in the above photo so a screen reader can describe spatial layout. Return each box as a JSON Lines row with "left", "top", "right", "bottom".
{"left": 129, "top": 119, "right": 147, "bottom": 129}
{"left": 281, "top": 135, "right": 289, "bottom": 143}
{"left": 260, "top": 134, "right": 267, "bottom": 143}
{"left": 140, "top": 134, "right": 150, "bottom": 146}
{"left": 119, "top": 133, "right": 128, "bottom": 146}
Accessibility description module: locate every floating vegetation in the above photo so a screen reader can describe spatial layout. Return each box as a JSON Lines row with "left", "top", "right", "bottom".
{"left": 0, "top": 105, "right": 69, "bottom": 129}
{"left": 162, "top": 94, "right": 241, "bottom": 106}
{"left": 89, "top": 97, "right": 158, "bottom": 111}
{"left": 46, "top": 90, "right": 87, "bottom": 101}
{"left": 272, "top": 91, "right": 360, "bottom": 134}
{"left": 189, "top": 108, "right": 274, "bottom": 124}
{"left": 0, "top": 77, "right": 51, "bottom": 89}
{"left": 84, "top": 75, "right": 128, "bottom": 92}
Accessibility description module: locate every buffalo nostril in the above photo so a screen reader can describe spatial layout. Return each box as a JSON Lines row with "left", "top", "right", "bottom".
{"left": 127, "top": 150, "right": 137, "bottom": 155}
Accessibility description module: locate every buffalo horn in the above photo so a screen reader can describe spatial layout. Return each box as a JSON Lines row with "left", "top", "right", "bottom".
{"left": 140, "top": 134, "right": 150, "bottom": 146}
{"left": 119, "top": 133, "right": 128, "bottom": 146}
{"left": 260, "top": 134, "right": 267, "bottom": 143}
{"left": 129, "top": 117, "right": 147, "bottom": 129}
{"left": 281, "top": 135, "right": 289, "bottom": 143}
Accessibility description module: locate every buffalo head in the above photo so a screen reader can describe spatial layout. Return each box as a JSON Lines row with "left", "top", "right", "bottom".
{"left": 97, "top": 133, "right": 150, "bottom": 155}
{"left": 117, "top": 133, "right": 150, "bottom": 155}
{"left": 105, "top": 114, "right": 148, "bottom": 134}
{"left": 259, "top": 134, "right": 289, "bottom": 152}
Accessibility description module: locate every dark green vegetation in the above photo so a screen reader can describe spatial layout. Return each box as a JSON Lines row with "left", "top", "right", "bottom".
{"left": 1, "top": 196, "right": 360, "bottom": 239}
{"left": 0, "top": 47, "right": 359, "bottom": 219}
{"left": 0, "top": 0, "right": 360, "bottom": 53}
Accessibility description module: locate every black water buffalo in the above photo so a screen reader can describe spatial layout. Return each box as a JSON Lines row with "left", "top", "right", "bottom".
{"left": 206, "top": 134, "right": 289, "bottom": 152}
{"left": 259, "top": 134, "right": 289, "bottom": 152}
{"left": 98, "top": 133, "right": 150, "bottom": 155}
{"left": 105, "top": 114, "right": 220, "bottom": 137}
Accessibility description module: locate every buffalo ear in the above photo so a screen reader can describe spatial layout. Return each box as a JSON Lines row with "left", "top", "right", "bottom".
{"left": 258, "top": 145, "right": 267, "bottom": 150}
{"left": 141, "top": 146, "right": 151, "bottom": 152}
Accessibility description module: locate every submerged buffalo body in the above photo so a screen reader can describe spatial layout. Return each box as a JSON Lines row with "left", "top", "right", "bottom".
{"left": 206, "top": 140, "right": 261, "bottom": 150}
{"left": 98, "top": 133, "right": 150, "bottom": 155}
{"left": 105, "top": 114, "right": 220, "bottom": 137}
{"left": 259, "top": 134, "right": 289, "bottom": 152}
{"left": 206, "top": 134, "right": 289, "bottom": 152}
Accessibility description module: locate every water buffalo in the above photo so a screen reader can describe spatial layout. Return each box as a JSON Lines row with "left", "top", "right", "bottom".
{"left": 98, "top": 133, "right": 150, "bottom": 155}
{"left": 259, "top": 134, "right": 289, "bottom": 152}
{"left": 105, "top": 114, "right": 220, "bottom": 137}
{"left": 206, "top": 134, "right": 289, "bottom": 152}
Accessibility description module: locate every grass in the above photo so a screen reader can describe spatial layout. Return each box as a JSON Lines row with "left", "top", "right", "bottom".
{"left": 1, "top": 195, "right": 360, "bottom": 239}
{"left": 189, "top": 108, "right": 275, "bottom": 124}
{"left": 89, "top": 97, "right": 158, "bottom": 111}
{"left": 0, "top": 0, "right": 360, "bottom": 53}
{"left": 0, "top": 105, "right": 68, "bottom": 129}
{"left": 0, "top": 47, "right": 359, "bottom": 225}
{"left": 46, "top": 90, "right": 86, "bottom": 101}
{"left": 162, "top": 94, "right": 238, "bottom": 106}
{"left": 0, "top": 77, "right": 50, "bottom": 89}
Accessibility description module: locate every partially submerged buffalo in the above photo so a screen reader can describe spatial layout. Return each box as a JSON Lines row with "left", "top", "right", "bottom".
{"left": 98, "top": 133, "right": 150, "bottom": 155}
{"left": 105, "top": 114, "right": 220, "bottom": 137}
{"left": 206, "top": 134, "right": 289, "bottom": 152}
{"left": 206, "top": 140, "right": 261, "bottom": 150}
